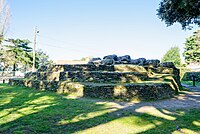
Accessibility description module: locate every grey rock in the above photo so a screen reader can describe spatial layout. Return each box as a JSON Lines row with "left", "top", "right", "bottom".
{"left": 130, "top": 59, "right": 139, "bottom": 65}
{"left": 145, "top": 59, "right": 160, "bottom": 67}
{"left": 88, "top": 57, "right": 102, "bottom": 65}
{"left": 24, "top": 72, "right": 33, "bottom": 78}
{"left": 103, "top": 54, "right": 118, "bottom": 61}
{"left": 118, "top": 55, "right": 131, "bottom": 63}
{"left": 130, "top": 58, "right": 146, "bottom": 65}
{"left": 38, "top": 66, "right": 48, "bottom": 72}
{"left": 89, "top": 57, "right": 101, "bottom": 62}
{"left": 138, "top": 58, "right": 146, "bottom": 64}
{"left": 115, "top": 61, "right": 122, "bottom": 64}
{"left": 160, "top": 62, "right": 175, "bottom": 68}
{"left": 101, "top": 59, "right": 115, "bottom": 66}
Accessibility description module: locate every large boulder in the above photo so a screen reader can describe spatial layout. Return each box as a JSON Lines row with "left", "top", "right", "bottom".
{"left": 88, "top": 57, "right": 102, "bottom": 65}
{"left": 145, "top": 59, "right": 160, "bottom": 67}
{"left": 130, "top": 58, "right": 146, "bottom": 65}
{"left": 38, "top": 66, "right": 48, "bottom": 72}
{"left": 103, "top": 54, "right": 118, "bottom": 61}
{"left": 117, "top": 55, "right": 131, "bottom": 64}
{"left": 160, "top": 62, "right": 175, "bottom": 68}
{"left": 101, "top": 59, "right": 115, "bottom": 66}
{"left": 115, "top": 61, "right": 122, "bottom": 64}
{"left": 130, "top": 59, "right": 139, "bottom": 65}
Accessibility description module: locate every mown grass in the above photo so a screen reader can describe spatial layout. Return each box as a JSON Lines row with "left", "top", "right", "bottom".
{"left": 181, "top": 80, "right": 200, "bottom": 86}
{"left": 0, "top": 84, "right": 199, "bottom": 134}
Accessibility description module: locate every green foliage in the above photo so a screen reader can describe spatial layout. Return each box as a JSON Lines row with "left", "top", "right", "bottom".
{"left": 182, "top": 71, "right": 200, "bottom": 82}
{"left": 183, "top": 30, "right": 200, "bottom": 64}
{"left": 157, "top": 0, "right": 200, "bottom": 29}
{"left": 161, "top": 46, "right": 181, "bottom": 66}
{"left": 2, "top": 39, "right": 32, "bottom": 74}
{"left": 6, "top": 39, "right": 33, "bottom": 66}
{"left": 35, "top": 49, "right": 53, "bottom": 68}
{"left": 0, "top": 38, "right": 52, "bottom": 71}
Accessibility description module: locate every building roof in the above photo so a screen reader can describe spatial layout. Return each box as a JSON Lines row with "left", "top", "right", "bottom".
{"left": 53, "top": 60, "right": 88, "bottom": 65}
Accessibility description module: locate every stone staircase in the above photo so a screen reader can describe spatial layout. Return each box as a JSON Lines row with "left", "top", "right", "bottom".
{"left": 9, "top": 64, "right": 182, "bottom": 101}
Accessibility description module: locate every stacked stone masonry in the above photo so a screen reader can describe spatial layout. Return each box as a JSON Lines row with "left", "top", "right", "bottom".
{"left": 9, "top": 57, "right": 182, "bottom": 101}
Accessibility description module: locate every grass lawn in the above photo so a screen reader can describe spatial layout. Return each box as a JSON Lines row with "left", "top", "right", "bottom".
{"left": 0, "top": 84, "right": 199, "bottom": 134}
{"left": 181, "top": 80, "right": 200, "bottom": 86}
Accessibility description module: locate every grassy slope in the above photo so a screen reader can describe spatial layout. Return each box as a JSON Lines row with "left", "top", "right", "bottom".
{"left": 0, "top": 84, "right": 199, "bottom": 134}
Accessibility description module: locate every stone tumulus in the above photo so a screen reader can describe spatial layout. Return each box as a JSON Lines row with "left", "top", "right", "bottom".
{"left": 9, "top": 54, "right": 182, "bottom": 101}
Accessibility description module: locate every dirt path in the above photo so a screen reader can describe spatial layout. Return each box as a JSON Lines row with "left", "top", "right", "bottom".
{"left": 80, "top": 85, "right": 200, "bottom": 112}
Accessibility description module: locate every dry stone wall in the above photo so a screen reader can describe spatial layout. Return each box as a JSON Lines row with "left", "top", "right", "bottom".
{"left": 9, "top": 55, "right": 182, "bottom": 101}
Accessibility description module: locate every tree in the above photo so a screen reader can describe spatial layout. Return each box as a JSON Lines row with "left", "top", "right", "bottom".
{"left": 35, "top": 49, "right": 53, "bottom": 68}
{"left": 0, "top": 0, "right": 10, "bottom": 42}
{"left": 183, "top": 30, "right": 200, "bottom": 64}
{"left": 161, "top": 46, "right": 181, "bottom": 66}
{"left": 157, "top": 0, "right": 200, "bottom": 29}
{"left": 0, "top": 0, "right": 10, "bottom": 70}
{"left": 6, "top": 39, "right": 32, "bottom": 75}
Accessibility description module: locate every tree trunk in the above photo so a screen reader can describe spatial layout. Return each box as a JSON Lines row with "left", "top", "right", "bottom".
{"left": 13, "top": 63, "right": 16, "bottom": 76}
{"left": 25, "top": 63, "right": 27, "bottom": 72}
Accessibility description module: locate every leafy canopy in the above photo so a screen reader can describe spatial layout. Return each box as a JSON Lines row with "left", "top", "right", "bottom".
{"left": 161, "top": 46, "right": 181, "bottom": 66}
{"left": 35, "top": 49, "right": 53, "bottom": 68}
{"left": 183, "top": 30, "right": 200, "bottom": 64}
{"left": 157, "top": 0, "right": 200, "bottom": 29}
{"left": 6, "top": 39, "right": 32, "bottom": 66}
{"left": 0, "top": 38, "right": 52, "bottom": 72}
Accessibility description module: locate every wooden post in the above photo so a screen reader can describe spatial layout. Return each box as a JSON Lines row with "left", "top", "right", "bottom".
{"left": 32, "top": 26, "right": 37, "bottom": 72}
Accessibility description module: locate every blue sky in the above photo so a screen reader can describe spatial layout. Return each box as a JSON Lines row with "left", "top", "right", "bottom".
{"left": 7, "top": 0, "right": 199, "bottom": 61}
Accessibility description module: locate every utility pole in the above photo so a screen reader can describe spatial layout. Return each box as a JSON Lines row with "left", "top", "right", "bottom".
{"left": 32, "top": 26, "right": 38, "bottom": 72}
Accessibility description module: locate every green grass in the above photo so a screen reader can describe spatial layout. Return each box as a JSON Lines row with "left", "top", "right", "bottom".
{"left": 0, "top": 84, "right": 199, "bottom": 134}
{"left": 181, "top": 80, "right": 200, "bottom": 86}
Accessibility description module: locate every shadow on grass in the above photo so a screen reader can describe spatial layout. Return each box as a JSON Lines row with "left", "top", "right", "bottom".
{"left": 0, "top": 84, "right": 199, "bottom": 134}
